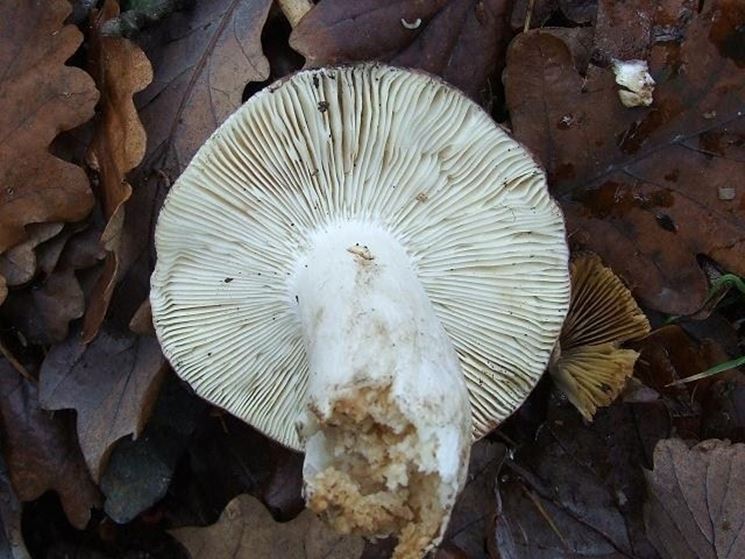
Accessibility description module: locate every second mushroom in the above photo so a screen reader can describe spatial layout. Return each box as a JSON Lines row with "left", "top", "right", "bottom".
{"left": 150, "top": 64, "right": 570, "bottom": 558}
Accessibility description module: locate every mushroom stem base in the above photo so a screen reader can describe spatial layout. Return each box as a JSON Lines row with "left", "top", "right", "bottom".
{"left": 304, "top": 384, "right": 445, "bottom": 559}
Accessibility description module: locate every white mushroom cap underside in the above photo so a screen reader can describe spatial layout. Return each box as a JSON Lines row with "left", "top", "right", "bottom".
{"left": 151, "top": 64, "right": 570, "bottom": 451}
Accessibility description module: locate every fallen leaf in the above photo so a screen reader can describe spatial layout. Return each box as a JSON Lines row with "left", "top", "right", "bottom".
{"left": 510, "top": 0, "right": 559, "bottom": 30}
{"left": 290, "top": 0, "right": 512, "bottom": 98}
{"left": 701, "top": 376, "right": 745, "bottom": 443}
{"left": 136, "top": 0, "right": 273, "bottom": 178}
{"left": 0, "top": 359, "right": 101, "bottom": 529}
{"left": 491, "top": 398, "right": 666, "bottom": 558}
{"left": 162, "top": 411, "right": 304, "bottom": 528}
{"left": 170, "top": 493, "right": 365, "bottom": 559}
{"left": 504, "top": 0, "right": 745, "bottom": 314}
{"left": 129, "top": 298, "right": 154, "bottom": 335}
{"left": 0, "top": 0, "right": 99, "bottom": 252}
{"left": 0, "top": 223, "right": 63, "bottom": 287}
{"left": 100, "top": 376, "right": 207, "bottom": 523}
{"left": 632, "top": 324, "right": 729, "bottom": 438}
{"left": 82, "top": 0, "right": 154, "bottom": 343}
{"left": 0, "top": 228, "right": 105, "bottom": 345}
{"left": 39, "top": 328, "right": 167, "bottom": 481}
{"left": 440, "top": 440, "right": 507, "bottom": 557}
{"left": 558, "top": 0, "right": 598, "bottom": 24}
{"left": 644, "top": 438, "right": 745, "bottom": 559}
{"left": 0, "top": 456, "right": 30, "bottom": 559}
{"left": 0, "top": 276, "right": 6, "bottom": 307}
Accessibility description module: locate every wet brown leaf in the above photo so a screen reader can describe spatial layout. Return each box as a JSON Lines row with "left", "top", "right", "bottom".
{"left": 0, "top": 0, "right": 99, "bottom": 253}
{"left": 170, "top": 493, "right": 365, "bottom": 559}
{"left": 0, "top": 359, "right": 101, "bottom": 529}
{"left": 441, "top": 440, "right": 507, "bottom": 557}
{"left": 558, "top": 0, "right": 598, "bottom": 24}
{"left": 290, "top": 0, "right": 512, "bottom": 99}
{"left": 632, "top": 324, "right": 729, "bottom": 438}
{"left": 505, "top": 0, "right": 745, "bottom": 315}
{"left": 510, "top": 0, "right": 559, "bottom": 31}
{"left": 82, "top": 0, "right": 154, "bottom": 343}
{"left": 0, "top": 224, "right": 63, "bottom": 287}
{"left": 162, "top": 411, "right": 304, "bottom": 528}
{"left": 0, "top": 456, "right": 30, "bottom": 559}
{"left": 645, "top": 438, "right": 745, "bottom": 559}
{"left": 490, "top": 398, "right": 666, "bottom": 558}
{"left": 0, "top": 229, "right": 105, "bottom": 345}
{"left": 39, "top": 329, "right": 167, "bottom": 481}
{"left": 100, "top": 376, "right": 207, "bottom": 524}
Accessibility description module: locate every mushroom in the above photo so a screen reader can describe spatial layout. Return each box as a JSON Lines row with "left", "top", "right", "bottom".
{"left": 150, "top": 64, "right": 570, "bottom": 558}
{"left": 549, "top": 253, "right": 651, "bottom": 420}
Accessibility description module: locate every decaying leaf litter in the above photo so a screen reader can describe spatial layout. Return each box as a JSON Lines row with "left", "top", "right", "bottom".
{"left": 0, "top": 0, "right": 742, "bottom": 557}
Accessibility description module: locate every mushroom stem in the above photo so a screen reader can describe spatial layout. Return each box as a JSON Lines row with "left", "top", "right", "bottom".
{"left": 276, "top": 0, "right": 313, "bottom": 27}
{"left": 291, "top": 220, "right": 471, "bottom": 558}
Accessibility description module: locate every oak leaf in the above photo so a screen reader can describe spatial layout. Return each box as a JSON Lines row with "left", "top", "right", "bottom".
{"left": 645, "top": 438, "right": 745, "bottom": 559}
{"left": 0, "top": 359, "right": 101, "bottom": 530}
{"left": 170, "top": 493, "right": 365, "bottom": 559}
{"left": 290, "top": 0, "right": 511, "bottom": 99}
{"left": 0, "top": 228, "right": 105, "bottom": 345}
{"left": 0, "top": 224, "right": 63, "bottom": 287}
{"left": 82, "top": 0, "right": 154, "bottom": 342}
{"left": 39, "top": 329, "right": 167, "bottom": 481}
{"left": 504, "top": 0, "right": 745, "bottom": 315}
{"left": 0, "top": 0, "right": 99, "bottom": 253}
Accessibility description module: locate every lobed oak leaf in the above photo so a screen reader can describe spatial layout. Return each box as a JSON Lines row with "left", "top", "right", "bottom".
{"left": 504, "top": 0, "right": 745, "bottom": 315}
{"left": 0, "top": 228, "right": 105, "bottom": 345}
{"left": 0, "top": 0, "right": 99, "bottom": 253}
{"left": 645, "top": 438, "right": 745, "bottom": 559}
{"left": 290, "top": 0, "right": 512, "bottom": 99}
{"left": 39, "top": 328, "right": 167, "bottom": 481}
{"left": 170, "top": 493, "right": 364, "bottom": 559}
{"left": 0, "top": 224, "right": 63, "bottom": 287}
{"left": 82, "top": 0, "right": 154, "bottom": 343}
{"left": 0, "top": 359, "right": 101, "bottom": 530}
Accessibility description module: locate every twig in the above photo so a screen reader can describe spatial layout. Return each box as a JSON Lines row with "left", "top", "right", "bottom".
{"left": 524, "top": 0, "right": 536, "bottom": 32}
{"left": 277, "top": 0, "right": 314, "bottom": 27}
{"left": 0, "top": 341, "right": 34, "bottom": 382}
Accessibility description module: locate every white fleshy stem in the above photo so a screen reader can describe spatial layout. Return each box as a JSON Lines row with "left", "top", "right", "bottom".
{"left": 276, "top": 0, "right": 313, "bottom": 27}
{"left": 290, "top": 221, "right": 472, "bottom": 559}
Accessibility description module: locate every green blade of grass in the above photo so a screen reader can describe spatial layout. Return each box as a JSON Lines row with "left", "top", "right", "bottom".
{"left": 666, "top": 355, "right": 745, "bottom": 386}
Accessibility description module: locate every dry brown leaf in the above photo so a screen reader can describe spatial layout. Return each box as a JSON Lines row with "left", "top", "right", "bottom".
{"left": 504, "top": 0, "right": 745, "bottom": 315}
{"left": 39, "top": 329, "right": 167, "bottom": 481}
{"left": 0, "top": 224, "right": 63, "bottom": 287}
{"left": 290, "top": 0, "right": 512, "bottom": 99}
{"left": 0, "top": 0, "right": 99, "bottom": 253}
{"left": 82, "top": 0, "right": 154, "bottom": 343}
{"left": 170, "top": 494, "right": 365, "bottom": 559}
{"left": 0, "top": 359, "right": 101, "bottom": 529}
{"left": 645, "top": 438, "right": 745, "bottom": 559}
{"left": 136, "top": 0, "right": 272, "bottom": 178}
